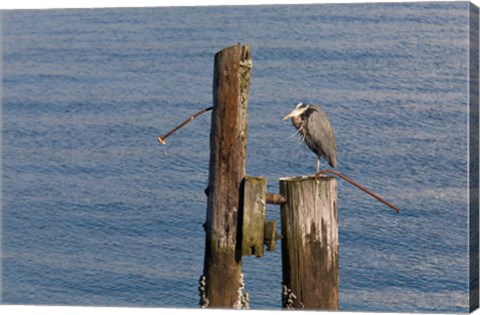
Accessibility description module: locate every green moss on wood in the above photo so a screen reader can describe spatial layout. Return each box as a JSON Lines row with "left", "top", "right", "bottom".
{"left": 241, "top": 176, "right": 266, "bottom": 257}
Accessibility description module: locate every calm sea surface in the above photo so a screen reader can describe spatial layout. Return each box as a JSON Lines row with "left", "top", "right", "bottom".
{"left": 1, "top": 2, "right": 474, "bottom": 312}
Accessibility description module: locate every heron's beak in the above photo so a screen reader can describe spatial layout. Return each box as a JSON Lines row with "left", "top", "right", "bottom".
{"left": 283, "top": 107, "right": 304, "bottom": 120}
{"left": 283, "top": 112, "right": 294, "bottom": 120}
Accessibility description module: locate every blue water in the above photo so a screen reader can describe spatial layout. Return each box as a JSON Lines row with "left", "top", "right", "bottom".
{"left": 1, "top": 2, "right": 474, "bottom": 312}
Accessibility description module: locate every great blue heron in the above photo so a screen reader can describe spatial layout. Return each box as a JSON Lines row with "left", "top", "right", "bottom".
{"left": 283, "top": 102, "right": 337, "bottom": 172}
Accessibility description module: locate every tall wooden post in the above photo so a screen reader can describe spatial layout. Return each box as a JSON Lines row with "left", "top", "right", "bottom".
{"left": 280, "top": 175, "right": 339, "bottom": 310}
{"left": 201, "top": 43, "right": 252, "bottom": 308}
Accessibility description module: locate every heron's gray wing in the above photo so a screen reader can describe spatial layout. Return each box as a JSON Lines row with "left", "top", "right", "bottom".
{"left": 303, "top": 105, "right": 337, "bottom": 168}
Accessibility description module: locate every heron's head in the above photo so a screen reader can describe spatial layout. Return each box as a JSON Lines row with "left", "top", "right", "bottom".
{"left": 283, "top": 103, "right": 310, "bottom": 130}
{"left": 283, "top": 103, "right": 310, "bottom": 121}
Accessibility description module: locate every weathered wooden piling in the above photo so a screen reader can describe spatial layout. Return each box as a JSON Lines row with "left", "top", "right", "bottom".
{"left": 201, "top": 43, "right": 252, "bottom": 308}
{"left": 280, "top": 175, "right": 339, "bottom": 310}
{"left": 156, "top": 43, "right": 403, "bottom": 310}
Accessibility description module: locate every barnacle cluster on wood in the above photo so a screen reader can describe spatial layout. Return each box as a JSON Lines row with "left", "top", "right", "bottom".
{"left": 198, "top": 275, "right": 209, "bottom": 308}
{"left": 282, "top": 283, "right": 303, "bottom": 309}
{"left": 198, "top": 273, "right": 248, "bottom": 309}
{"left": 233, "top": 273, "right": 249, "bottom": 309}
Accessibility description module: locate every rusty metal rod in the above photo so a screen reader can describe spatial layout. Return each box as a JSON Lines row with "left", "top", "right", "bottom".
{"left": 316, "top": 169, "right": 400, "bottom": 213}
{"left": 266, "top": 192, "right": 286, "bottom": 205}
{"left": 157, "top": 106, "right": 213, "bottom": 145}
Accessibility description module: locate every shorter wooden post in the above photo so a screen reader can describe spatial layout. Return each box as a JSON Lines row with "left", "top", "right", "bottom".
{"left": 280, "top": 175, "right": 339, "bottom": 310}
{"left": 241, "top": 176, "right": 267, "bottom": 257}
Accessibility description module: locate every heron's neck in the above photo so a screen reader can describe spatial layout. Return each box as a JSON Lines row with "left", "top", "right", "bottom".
{"left": 291, "top": 116, "right": 303, "bottom": 130}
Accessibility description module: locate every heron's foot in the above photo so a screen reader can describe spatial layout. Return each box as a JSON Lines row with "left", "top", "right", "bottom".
{"left": 314, "top": 172, "right": 326, "bottom": 180}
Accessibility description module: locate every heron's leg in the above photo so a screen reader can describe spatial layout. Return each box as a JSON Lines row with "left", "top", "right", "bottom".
{"left": 317, "top": 158, "right": 321, "bottom": 173}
